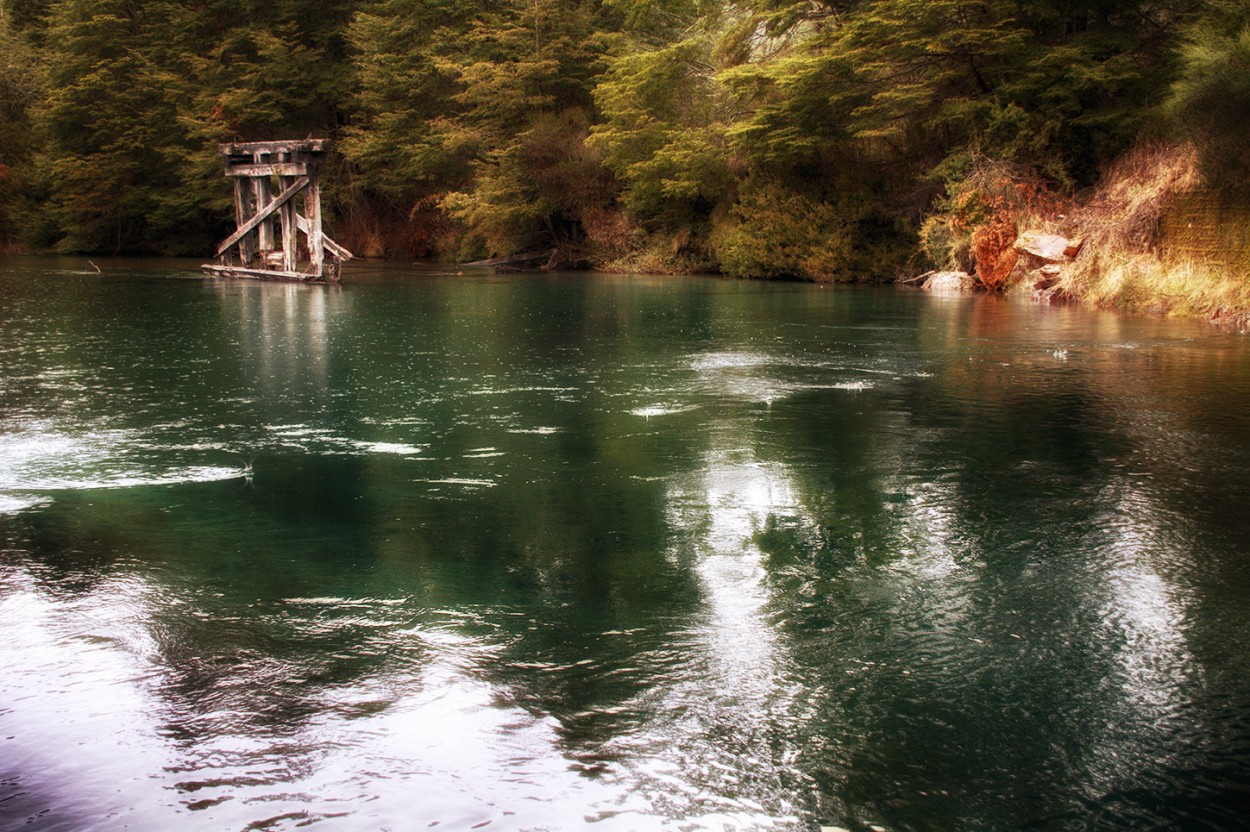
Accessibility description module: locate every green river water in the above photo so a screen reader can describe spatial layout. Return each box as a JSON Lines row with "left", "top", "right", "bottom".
{"left": 2, "top": 257, "right": 1250, "bottom": 830}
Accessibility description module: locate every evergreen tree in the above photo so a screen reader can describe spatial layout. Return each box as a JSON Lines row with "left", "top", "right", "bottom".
{"left": 27, "top": 0, "right": 356, "bottom": 254}
{"left": 590, "top": 36, "right": 732, "bottom": 229}
{"left": 343, "top": 0, "right": 477, "bottom": 202}
{"left": 33, "top": 0, "right": 190, "bottom": 252}
{"left": 1168, "top": 0, "right": 1250, "bottom": 185}
{"left": 0, "top": 11, "right": 44, "bottom": 250}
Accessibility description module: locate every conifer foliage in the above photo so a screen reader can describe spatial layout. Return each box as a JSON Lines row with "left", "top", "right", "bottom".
{"left": 0, "top": 0, "right": 1238, "bottom": 274}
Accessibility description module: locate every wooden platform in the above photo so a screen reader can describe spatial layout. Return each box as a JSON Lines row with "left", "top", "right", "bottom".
{"left": 201, "top": 264, "right": 332, "bottom": 283}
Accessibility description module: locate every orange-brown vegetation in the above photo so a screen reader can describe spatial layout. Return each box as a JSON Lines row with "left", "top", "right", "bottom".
{"left": 926, "top": 160, "right": 1067, "bottom": 289}
{"left": 970, "top": 204, "right": 1018, "bottom": 291}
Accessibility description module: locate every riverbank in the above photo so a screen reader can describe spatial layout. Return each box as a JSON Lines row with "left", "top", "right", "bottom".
{"left": 915, "top": 143, "right": 1250, "bottom": 330}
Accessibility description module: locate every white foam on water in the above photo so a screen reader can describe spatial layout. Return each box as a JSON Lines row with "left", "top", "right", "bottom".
{"left": 416, "top": 478, "right": 497, "bottom": 488}
{"left": 0, "top": 494, "right": 52, "bottom": 515}
{"left": 691, "top": 351, "right": 773, "bottom": 371}
{"left": 467, "top": 385, "right": 580, "bottom": 396}
{"left": 0, "top": 424, "right": 249, "bottom": 504}
{"left": 267, "top": 424, "right": 335, "bottom": 437}
{"left": 354, "top": 441, "right": 427, "bottom": 455}
{"left": 630, "top": 405, "right": 698, "bottom": 418}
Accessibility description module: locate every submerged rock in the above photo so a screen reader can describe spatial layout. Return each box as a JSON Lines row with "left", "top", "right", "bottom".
{"left": 921, "top": 270, "right": 977, "bottom": 294}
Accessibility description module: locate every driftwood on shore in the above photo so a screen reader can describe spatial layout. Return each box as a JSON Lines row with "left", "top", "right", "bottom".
{"left": 464, "top": 250, "right": 555, "bottom": 269}
{"left": 464, "top": 247, "right": 589, "bottom": 272}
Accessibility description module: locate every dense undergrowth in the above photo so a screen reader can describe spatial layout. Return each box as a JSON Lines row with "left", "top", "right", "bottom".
{"left": 1, "top": 0, "right": 1248, "bottom": 319}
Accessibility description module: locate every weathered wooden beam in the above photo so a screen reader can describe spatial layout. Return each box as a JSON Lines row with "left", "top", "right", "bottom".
{"left": 303, "top": 166, "right": 324, "bottom": 276}
{"left": 278, "top": 173, "right": 299, "bottom": 272}
{"left": 295, "top": 215, "right": 353, "bottom": 260}
{"left": 219, "top": 139, "right": 326, "bottom": 156}
{"left": 253, "top": 173, "right": 274, "bottom": 252}
{"left": 216, "top": 176, "right": 309, "bottom": 256}
{"left": 202, "top": 264, "right": 326, "bottom": 282}
{"left": 325, "top": 236, "right": 353, "bottom": 261}
{"left": 232, "top": 178, "right": 255, "bottom": 264}
{"left": 225, "top": 162, "right": 308, "bottom": 178}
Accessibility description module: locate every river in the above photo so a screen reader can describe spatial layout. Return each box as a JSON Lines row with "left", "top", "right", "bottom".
{"left": 3, "top": 257, "right": 1250, "bottom": 830}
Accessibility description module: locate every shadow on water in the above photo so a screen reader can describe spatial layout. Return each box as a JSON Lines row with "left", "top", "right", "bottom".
{"left": 4, "top": 260, "right": 1250, "bottom": 829}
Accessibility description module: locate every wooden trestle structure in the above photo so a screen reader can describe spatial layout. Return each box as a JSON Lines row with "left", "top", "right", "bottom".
{"left": 202, "top": 139, "right": 352, "bottom": 282}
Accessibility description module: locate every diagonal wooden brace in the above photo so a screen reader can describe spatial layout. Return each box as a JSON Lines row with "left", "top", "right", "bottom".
{"left": 215, "top": 176, "right": 309, "bottom": 257}
{"left": 296, "top": 215, "right": 354, "bottom": 261}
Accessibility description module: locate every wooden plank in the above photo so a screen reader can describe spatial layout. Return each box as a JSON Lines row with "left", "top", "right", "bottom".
{"left": 325, "top": 236, "right": 353, "bottom": 261}
{"left": 216, "top": 176, "right": 308, "bottom": 256}
{"left": 232, "top": 178, "right": 255, "bottom": 264}
{"left": 225, "top": 162, "right": 308, "bottom": 178}
{"left": 295, "top": 216, "right": 353, "bottom": 260}
{"left": 253, "top": 174, "right": 274, "bottom": 251}
{"left": 202, "top": 264, "right": 324, "bottom": 282}
{"left": 220, "top": 139, "right": 325, "bottom": 156}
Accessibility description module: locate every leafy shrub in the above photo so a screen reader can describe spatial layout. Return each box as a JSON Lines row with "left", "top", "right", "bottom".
{"left": 712, "top": 180, "right": 854, "bottom": 280}
{"left": 919, "top": 214, "right": 957, "bottom": 270}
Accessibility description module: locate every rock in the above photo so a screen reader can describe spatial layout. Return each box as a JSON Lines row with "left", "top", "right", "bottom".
{"left": 1014, "top": 231, "right": 1076, "bottom": 263}
{"left": 922, "top": 270, "right": 976, "bottom": 294}
{"left": 1033, "top": 284, "right": 1075, "bottom": 304}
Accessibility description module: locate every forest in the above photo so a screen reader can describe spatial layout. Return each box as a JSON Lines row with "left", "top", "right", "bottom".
{"left": 1, "top": 0, "right": 1248, "bottom": 289}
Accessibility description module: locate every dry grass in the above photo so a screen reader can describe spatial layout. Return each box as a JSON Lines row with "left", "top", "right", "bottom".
{"left": 1058, "top": 142, "right": 1250, "bottom": 324}
{"left": 1065, "top": 252, "right": 1250, "bottom": 323}
{"left": 1068, "top": 142, "right": 1201, "bottom": 256}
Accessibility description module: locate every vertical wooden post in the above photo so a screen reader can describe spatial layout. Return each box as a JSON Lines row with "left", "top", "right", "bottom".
{"left": 253, "top": 151, "right": 275, "bottom": 253}
{"left": 232, "top": 177, "right": 255, "bottom": 265}
{"left": 304, "top": 164, "right": 324, "bottom": 277}
{"left": 278, "top": 150, "right": 299, "bottom": 272}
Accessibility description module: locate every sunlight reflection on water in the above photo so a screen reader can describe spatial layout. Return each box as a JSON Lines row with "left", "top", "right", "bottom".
{"left": 3, "top": 263, "right": 1250, "bottom": 830}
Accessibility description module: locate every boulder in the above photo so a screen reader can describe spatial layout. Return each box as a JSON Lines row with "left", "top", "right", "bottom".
{"left": 1003, "top": 259, "right": 1068, "bottom": 297}
{"left": 1014, "top": 231, "right": 1076, "bottom": 263}
{"left": 921, "top": 270, "right": 976, "bottom": 294}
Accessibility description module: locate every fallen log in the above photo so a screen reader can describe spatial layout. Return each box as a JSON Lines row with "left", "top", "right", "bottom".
{"left": 463, "top": 250, "right": 555, "bottom": 269}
